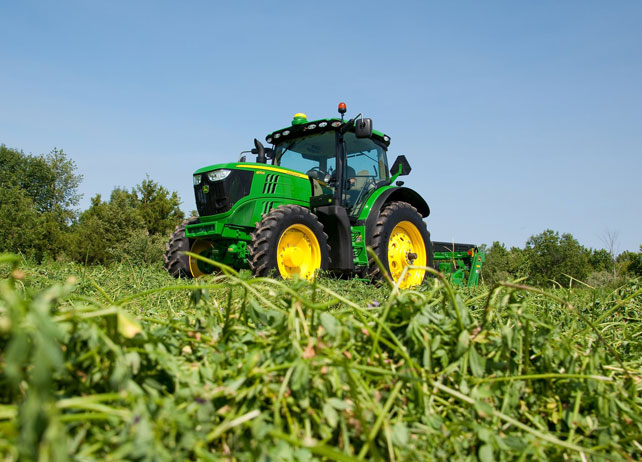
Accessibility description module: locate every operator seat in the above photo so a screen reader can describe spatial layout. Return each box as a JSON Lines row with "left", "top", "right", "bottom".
{"left": 352, "top": 170, "right": 371, "bottom": 191}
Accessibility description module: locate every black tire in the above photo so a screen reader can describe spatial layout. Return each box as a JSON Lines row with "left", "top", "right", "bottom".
{"left": 248, "top": 205, "right": 330, "bottom": 279}
{"left": 164, "top": 217, "right": 199, "bottom": 278}
{"left": 368, "top": 201, "right": 433, "bottom": 287}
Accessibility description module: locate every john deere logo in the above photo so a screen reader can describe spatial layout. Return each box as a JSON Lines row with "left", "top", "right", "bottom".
{"left": 202, "top": 185, "right": 209, "bottom": 194}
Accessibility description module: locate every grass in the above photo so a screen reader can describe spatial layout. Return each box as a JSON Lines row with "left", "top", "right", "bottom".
{"left": 1, "top": 253, "right": 641, "bottom": 461}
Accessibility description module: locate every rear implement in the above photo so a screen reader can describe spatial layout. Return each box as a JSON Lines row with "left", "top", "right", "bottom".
{"left": 433, "top": 242, "right": 485, "bottom": 287}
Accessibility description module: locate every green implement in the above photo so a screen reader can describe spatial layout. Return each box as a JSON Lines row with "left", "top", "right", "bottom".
{"left": 432, "top": 242, "right": 485, "bottom": 287}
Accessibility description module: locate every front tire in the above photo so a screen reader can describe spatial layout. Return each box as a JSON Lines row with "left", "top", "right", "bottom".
{"left": 248, "top": 205, "right": 329, "bottom": 280}
{"left": 368, "top": 201, "right": 433, "bottom": 288}
{"left": 188, "top": 239, "right": 215, "bottom": 277}
{"left": 164, "top": 217, "right": 199, "bottom": 278}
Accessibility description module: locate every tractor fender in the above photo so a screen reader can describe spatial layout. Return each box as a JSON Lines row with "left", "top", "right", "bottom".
{"left": 363, "top": 186, "right": 430, "bottom": 243}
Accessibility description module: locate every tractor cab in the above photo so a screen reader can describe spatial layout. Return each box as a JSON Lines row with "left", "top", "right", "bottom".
{"left": 265, "top": 110, "right": 391, "bottom": 218}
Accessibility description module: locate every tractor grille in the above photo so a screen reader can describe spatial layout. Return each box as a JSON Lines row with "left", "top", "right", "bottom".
{"left": 194, "top": 170, "right": 254, "bottom": 217}
{"left": 262, "top": 174, "right": 280, "bottom": 195}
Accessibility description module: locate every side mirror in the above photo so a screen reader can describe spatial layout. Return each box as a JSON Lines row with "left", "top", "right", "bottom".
{"left": 390, "top": 155, "right": 411, "bottom": 176}
{"left": 355, "top": 118, "right": 373, "bottom": 138}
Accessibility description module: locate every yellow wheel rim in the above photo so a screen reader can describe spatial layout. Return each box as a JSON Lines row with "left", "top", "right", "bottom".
{"left": 276, "top": 224, "right": 322, "bottom": 280}
{"left": 189, "top": 239, "right": 213, "bottom": 278}
{"left": 387, "top": 221, "right": 427, "bottom": 288}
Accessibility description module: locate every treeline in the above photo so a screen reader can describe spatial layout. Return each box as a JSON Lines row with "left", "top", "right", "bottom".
{"left": 482, "top": 230, "right": 642, "bottom": 287}
{"left": 2, "top": 144, "right": 641, "bottom": 287}
{"left": 0, "top": 144, "right": 184, "bottom": 265}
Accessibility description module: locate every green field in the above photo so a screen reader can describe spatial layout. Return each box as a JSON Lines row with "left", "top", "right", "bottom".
{"left": 1, "top": 255, "right": 641, "bottom": 461}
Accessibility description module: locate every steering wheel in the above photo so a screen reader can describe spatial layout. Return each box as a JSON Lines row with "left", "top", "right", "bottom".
{"left": 306, "top": 167, "right": 328, "bottom": 180}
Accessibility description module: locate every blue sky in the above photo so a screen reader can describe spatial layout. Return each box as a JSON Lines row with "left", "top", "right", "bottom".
{"left": 1, "top": 1, "right": 641, "bottom": 252}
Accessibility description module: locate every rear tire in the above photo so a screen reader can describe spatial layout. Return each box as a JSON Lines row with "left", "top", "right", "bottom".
{"left": 368, "top": 201, "right": 433, "bottom": 288}
{"left": 164, "top": 217, "right": 199, "bottom": 278}
{"left": 248, "top": 205, "right": 330, "bottom": 280}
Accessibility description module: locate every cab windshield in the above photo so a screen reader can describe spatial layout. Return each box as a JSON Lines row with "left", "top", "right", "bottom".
{"left": 274, "top": 131, "right": 337, "bottom": 180}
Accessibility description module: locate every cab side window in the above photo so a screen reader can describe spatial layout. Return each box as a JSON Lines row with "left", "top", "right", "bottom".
{"left": 343, "top": 133, "right": 388, "bottom": 211}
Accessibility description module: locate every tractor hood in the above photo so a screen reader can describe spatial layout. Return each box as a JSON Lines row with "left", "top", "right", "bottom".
{"left": 194, "top": 162, "right": 309, "bottom": 180}
{"left": 191, "top": 162, "right": 314, "bottom": 219}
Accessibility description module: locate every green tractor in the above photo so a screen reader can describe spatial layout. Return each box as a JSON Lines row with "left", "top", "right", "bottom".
{"left": 165, "top": 103, "right": 441, "bottom": 288}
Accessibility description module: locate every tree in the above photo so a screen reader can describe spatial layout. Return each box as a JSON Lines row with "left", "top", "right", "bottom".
{"left": 66, "top": 190, "right": 146, "bottom": 264}
{"left": 629, "top": 246, "right": 642, "bottom": 277}
{"left": 617, "top": 247, "right": 642, "bottom": 278}
{"left": 599, "top": 230, "right": 619, "bottom": 277}
{"left": 523, "top": 229, "right": 590, "bottom": 287}
{"left": 0, "top": 186, "right": 42, "bottom": 257}
{"left": 41, "top": 149, "right": 83, "bottom": 220}
{"left": 0, "top": 144, "right": 184, "bottom": 264}
{"left": 0, "top": 145, "right": 81, "bottom": 219}
{"left": 482, "top": 242, "right": 510, "bottom": 285}
{"left": 482, "top": 242, "right": 530, "bottom": 285}
{"left": 132, "top": 176, "right": 184, "bottom": 236}
{"left": 0, "top": 145, "right": 82, "bottom": 260}
{"left": 66, "top": 178, "right": 184, "bottom": 265}
{"left": 588, "top": 248, "right": 612, "bottom": 273}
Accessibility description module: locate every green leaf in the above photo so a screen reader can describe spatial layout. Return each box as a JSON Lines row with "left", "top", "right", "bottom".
{"left": 124, "top": 351, "right": 141, "bottom": 375}
{"left": 479, "top": 444, "right": 494, "bottom": 462}
{"left": 290, "top": 362, "right": 310, "bottom": 392}
{"left": 117, "top": 310, "right": 142, "bottom": 338}
{"left": 391, "top": 422, "right": 409, "bottom": 446}
{"left": 502, "top": 435, "right": 527, "bottom": 451}
{"left": 474, "top": 400, "right": 494, "bottom": 419}
{"left": 320, "top": 312, "right": 340, "bottom": 338}
{"left": 327, "top": 398, "right": 349, "bottom": 410}
{"left": 0, "top": 404, "right": 17, "bottom": 420}
{"left": 269, "top": 440, "right": 294, "bottom": 461}
{"left": 225, "top": 377, "right": 246, "bottom": 393}
{"left": 455, "top": 294, "right": 471, "bottom": 326}
{"left": 425, "top": 413, "right": 443, "bottom": 430}
{"left": 430, "top": 334, "right": 442, "bottom": 351}
{"left": 469, "top": 346, "right": 486, "bottom": 377}
{"left": 293, "top": 448, "right": 313, "bottom": 462}
{"left": 323, "top": 402, "right": 339, "bottom": 428}
{"left": 456, "top": 330, "right": 470, "bottom": 357}
{"left": 476, "top": 427, "right": 491, "bottom": 443}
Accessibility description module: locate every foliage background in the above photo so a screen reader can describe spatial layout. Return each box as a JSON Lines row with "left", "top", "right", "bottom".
{"left": 1, "top": 145, "right": 184, "bottom": 266}
{"left": 1, "top": 143, "right": 640, "bottom": 288}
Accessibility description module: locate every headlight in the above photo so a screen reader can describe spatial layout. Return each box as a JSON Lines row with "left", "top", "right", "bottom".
{"left": 193, "top": 174, "right": 202, "bottom": 186}
{"left": 207, "top": 169, "right": 232, "bottom": 182}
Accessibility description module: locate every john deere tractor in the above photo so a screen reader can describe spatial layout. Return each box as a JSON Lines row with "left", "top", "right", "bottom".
{"left": 164, "top": 103, "right": 434, "bottom": 288}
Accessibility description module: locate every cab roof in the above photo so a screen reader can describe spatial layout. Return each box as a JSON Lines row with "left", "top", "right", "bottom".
{"left": 265, "top": 117, "right": 391, "bottom": 148}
